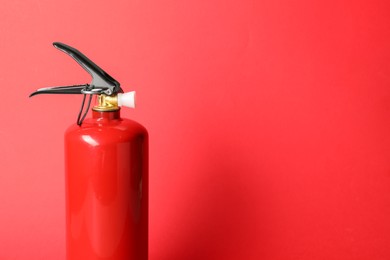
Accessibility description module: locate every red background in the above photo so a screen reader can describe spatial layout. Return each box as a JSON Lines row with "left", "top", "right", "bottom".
{"left": 1, "top": 0, "right": 390, "bottom": 259}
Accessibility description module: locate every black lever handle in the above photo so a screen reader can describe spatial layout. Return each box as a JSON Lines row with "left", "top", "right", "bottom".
{"left": 30, "top": 42, "right": 124, "bottom": 125}
{"left": 53, "top": 42, "right": 122, "bottom": 95}
{"left": 30, "top": 42, "right": 123, "bottom": 97}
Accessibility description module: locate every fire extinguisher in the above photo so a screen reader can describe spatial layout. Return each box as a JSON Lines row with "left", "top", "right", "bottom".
{"left": 30, "top": 42, "right": 148, "bottom": 260}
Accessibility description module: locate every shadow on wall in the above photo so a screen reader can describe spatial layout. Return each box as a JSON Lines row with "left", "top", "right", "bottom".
{"left": 159, "top": 143, "right": 271, "bottom": 260}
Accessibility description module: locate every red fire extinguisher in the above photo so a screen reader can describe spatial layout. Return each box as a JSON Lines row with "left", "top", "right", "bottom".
{"left": 30, "top": 42, "right": 148, "bottom": 260}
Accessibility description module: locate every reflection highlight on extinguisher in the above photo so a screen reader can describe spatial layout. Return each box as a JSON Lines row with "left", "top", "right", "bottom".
{"left": 82, "top": 135, "right": 99, "bottom": 147}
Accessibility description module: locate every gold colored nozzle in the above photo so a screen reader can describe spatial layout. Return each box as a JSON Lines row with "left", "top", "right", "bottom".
{"left": 93, "top": 94, "right": 120, "bottom": 111}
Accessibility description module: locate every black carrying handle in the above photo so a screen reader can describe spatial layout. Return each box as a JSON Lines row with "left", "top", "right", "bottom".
{"left": 29, "top": 84, "right": 88, "bottom": 97}
{"left": 30, "top": 42, "right": 124, "bottom": 125}
{"left": 29, "top": 42, "right": 123, "bottom": 97}
{"left": 53, "top": 42, "right": 122, "bottom": 95}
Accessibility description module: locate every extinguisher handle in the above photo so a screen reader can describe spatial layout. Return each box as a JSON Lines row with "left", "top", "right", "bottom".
{"left": 29, "top": 42, "right": 135, "bottom": 126}
{"left": 53, "top": 42, "right": 123, "bottom": 95}
{"left": 29, "top": 42, "right": 124, "bottom": 97}
{"left": 29, "top": 84, "right": 88, "bottom": 97}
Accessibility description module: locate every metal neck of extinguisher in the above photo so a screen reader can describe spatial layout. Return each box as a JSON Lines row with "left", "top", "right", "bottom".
{"left": 29, "top": 42, "right": 135, "bottom": 125}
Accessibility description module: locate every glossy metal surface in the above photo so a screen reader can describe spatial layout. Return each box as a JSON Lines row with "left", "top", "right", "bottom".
{"left": 65, "top": 110, "right": 148, "bottom": 260}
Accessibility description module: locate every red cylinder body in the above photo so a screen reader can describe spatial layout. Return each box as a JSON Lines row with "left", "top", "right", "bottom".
{"left": 64, "top": 110, "right": 148, "bottom": 260}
